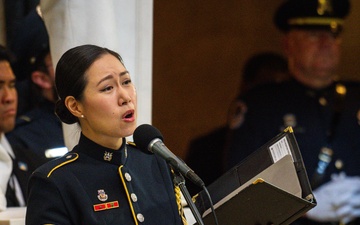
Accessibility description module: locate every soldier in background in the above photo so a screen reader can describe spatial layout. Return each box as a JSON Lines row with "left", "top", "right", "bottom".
{"left": 6, "top": 46, "right": 66, "bottom": 171}
{"left": 185, "top": 51, "right": 289, "bottom": 195}
{"left": 225, "top": 0, "right": 360, "bottom": 224}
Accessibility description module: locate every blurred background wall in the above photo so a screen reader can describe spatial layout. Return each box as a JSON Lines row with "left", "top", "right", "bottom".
{"left": 152, "top": 0, "right": 360, "bottom": 158}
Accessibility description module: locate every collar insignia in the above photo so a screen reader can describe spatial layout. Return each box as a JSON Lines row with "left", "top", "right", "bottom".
{"left": 103, "top": 151, "right": 113, "bottom": 161}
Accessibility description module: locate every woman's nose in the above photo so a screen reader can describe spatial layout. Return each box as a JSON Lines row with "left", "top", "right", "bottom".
{"left": 119, "top": 95, "right": 131, "bottom": 105}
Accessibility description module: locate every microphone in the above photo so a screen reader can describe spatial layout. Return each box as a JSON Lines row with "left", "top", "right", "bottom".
{"left": 133, "top": 124, "right": 205, "bottom": 187}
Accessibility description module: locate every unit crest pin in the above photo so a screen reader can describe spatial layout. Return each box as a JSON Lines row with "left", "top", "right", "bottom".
{"left": 97, "top": 189, "right": 108, "bottom": 202}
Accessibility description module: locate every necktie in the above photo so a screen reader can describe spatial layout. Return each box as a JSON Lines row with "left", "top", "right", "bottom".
{"left": 5, "top": 157, "right": 19, "bottom": 207}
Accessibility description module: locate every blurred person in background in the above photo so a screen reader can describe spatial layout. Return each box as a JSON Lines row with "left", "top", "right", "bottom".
{"left": 185, "top": 51, "right": 289, "bottom": 195}
{"left": 6, "top": 46, "right": 66, "bottom": 171}
{"left": 225, "top": 0, "right": 360, "bottom": 224}
{"left": 0, "top": 45, "right": 27, "bottom": 211}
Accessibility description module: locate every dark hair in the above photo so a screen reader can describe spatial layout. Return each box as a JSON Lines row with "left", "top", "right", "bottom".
{"left": 0, "top": 45, "right": 15, "bottom": 63}
{"left": 55, "top": 44, "right": 124, "bottom": 124}
{"left": 31, "top": 45, "right": 51, "bottom": 74}
{"left": 26, "top": 46, "right": 52, "bottom": 110}
{"left": 240, "top": 52, "right": 289, "bottom": 94}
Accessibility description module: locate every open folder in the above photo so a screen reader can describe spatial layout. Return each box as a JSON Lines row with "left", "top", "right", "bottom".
{"left": 193, "top": 126, "right": 316, "bottom": 225}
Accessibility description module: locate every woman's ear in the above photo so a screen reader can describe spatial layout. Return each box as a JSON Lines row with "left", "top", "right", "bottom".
{"left": 64, "top": 96, "right": 83, "bottom": 118}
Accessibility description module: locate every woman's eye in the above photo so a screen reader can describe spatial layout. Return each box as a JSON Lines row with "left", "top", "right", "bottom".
{"left": 101, "top": 86, "right": 113, "bottom": 92}
{"left": 122, "top": 79, "right": 132, "bottom": 85}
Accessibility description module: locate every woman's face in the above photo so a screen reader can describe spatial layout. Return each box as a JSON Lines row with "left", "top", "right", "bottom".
{"left": 76, "top": 53, "right": 137, "bottom": 148}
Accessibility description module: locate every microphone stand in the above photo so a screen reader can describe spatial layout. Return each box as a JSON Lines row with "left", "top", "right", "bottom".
{"left": 172, "top": 170, "right": 205, "bottom": 225}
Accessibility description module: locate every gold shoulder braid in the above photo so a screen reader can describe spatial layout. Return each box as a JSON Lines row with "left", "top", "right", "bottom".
{"left": 172, "top": 170, "right": 189, "bottom": 225}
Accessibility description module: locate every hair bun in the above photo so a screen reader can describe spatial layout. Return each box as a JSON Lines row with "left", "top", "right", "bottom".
{"left": 55, "top": 99, "right": 78, "bottom": 124}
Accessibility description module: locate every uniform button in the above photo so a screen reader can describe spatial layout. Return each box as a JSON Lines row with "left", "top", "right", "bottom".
{"left": 137, "top": 213, "right": 144, "bottom": 222}
{"left": 131, "top": 193, "right": 138, "bottom": 202}
{"left": 335, "top": 159, "right": 344, "bottom": 170}
{"left": 319, "top": 97, "right": 327, "bottom": 106}
{"left": 125, "top": 173, "right": 132, "bottom": 181}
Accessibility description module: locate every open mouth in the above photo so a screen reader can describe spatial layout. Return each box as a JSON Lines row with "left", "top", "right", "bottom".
{"left": 123, "top": 110, "right": 134, "bottom": 119}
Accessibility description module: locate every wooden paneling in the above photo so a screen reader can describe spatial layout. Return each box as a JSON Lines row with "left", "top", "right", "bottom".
{"left": 153, "top": 1, "right": 360, "bottom": 158}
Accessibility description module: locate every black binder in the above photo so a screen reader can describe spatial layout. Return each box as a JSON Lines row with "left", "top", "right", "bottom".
{"left": 193, "top": 127, "right": 316, "bottom": 225}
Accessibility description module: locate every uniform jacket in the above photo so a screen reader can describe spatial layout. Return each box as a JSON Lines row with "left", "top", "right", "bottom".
{"left": 7, "top": 99, "right": 65, "bottom": 172}
{"left": 25, "top": 134, "right": 183, "bottom": 225}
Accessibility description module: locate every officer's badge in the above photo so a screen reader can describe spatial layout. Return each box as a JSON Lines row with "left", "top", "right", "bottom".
{"left": 317, "top": 0, "right": 333, "bottom": 15}
{"left": 103, "top": 151, "right": 113, "bottom": 161}
{"left": 283, "top": 114, "right": 297, "bottom": 128}
{"left": 97, "top": 189, "right": 108, "bottom": 202}
{"left": 281, "top": 113, "right": 306, "bottom": 133}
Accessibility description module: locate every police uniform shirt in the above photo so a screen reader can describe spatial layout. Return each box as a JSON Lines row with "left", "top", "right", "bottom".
{"left": 226, "top": 78, "right": 360, "bottom": 188}
{"left": 25, "top": 134, "right": 183, "bottom": 225}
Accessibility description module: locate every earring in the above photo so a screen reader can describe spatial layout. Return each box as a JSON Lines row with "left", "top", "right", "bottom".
{"left": 81, "top": 115, "right": 84, "bottom": 118}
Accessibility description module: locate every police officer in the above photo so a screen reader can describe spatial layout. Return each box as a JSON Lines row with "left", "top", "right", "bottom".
{"left": 225, "top": 0, "right": 360, "bottom": 224}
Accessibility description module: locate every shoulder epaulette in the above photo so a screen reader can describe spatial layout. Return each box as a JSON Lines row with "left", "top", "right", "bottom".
{"left": 15, "top": 115, "right": 32, "bottom": 126}
{"left": 47, "top": 153, "right": 79, "bottom": 178}
{"left": 127, "top": 141, "right": 136, "bottom": 147}
{"left": 19, "top": 115, "right": 32, "bottom": 122}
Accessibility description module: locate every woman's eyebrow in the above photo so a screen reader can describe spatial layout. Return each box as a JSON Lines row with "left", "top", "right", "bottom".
{"left": 96, "top": 74, "right": 113, "bottom": 87}
{"left": 120, "top": 70, "right": 129, "bottom": 76}
{"left": 96, "top": 70, "right": 130, "bottom": 86}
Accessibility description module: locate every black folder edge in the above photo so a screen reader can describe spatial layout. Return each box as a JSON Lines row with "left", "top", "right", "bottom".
{"left": 192, "top": 126, "right": 317, "bottom": 225}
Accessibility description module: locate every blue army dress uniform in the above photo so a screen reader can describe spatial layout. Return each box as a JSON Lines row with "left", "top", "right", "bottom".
{"left": 25, "top": 134, "right": 184, "bottom": 225}
{"left": 6, "top": 100, "right": 66, "bottom": 171}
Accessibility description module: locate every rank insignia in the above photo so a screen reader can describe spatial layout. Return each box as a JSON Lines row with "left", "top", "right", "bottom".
{"left": 97, "top": 189, "right": 108, "bottom": 202}
{"left": 103, "top": 151, "right": 113, "bottom": 161}
{"left": 93, "top": 201, "right": 119, "bottom": 212}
